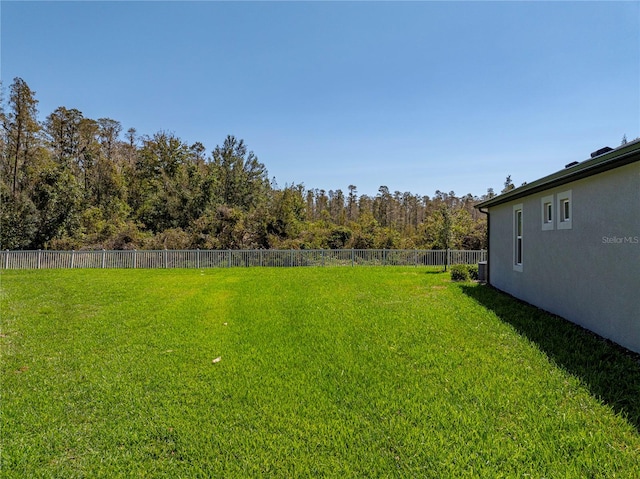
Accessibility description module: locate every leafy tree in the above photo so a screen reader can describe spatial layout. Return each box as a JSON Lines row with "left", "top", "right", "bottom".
{"left": 97, "top": 118, "right": 122, "bottom": 160}
{"left": 44, "top": 107, "right": 84, "bottom": 168}
{"left": 0, "top": 182, "right": 38, "bottom": 249}
{"left": 434, "top": 204, "right": 453, "bottom": 250}
{"left": 328, "top": 189, "right": 346, "bottom": 225}
{"left": 326, "top": 226, "right": 351, "bottom": 249}
{"left": 483, "top": 188, "right": 496, "bottom": 200}
{"left": 124, "top": 127, "right": 138, "bottom": 165}
{"left": 313, "top": 189, "right": 329, "bottom": 220}
{"left": 2, "top": 77, "right": 40, "bottom": 196}
{"left": 77, "top": 117, "right": 101, "bottom": 190}
{"left": 190, "top": 141, "right": 207, "bottom": 165}
{"left": 347, "top": 184, "right": 358, "bottom": 221}
{"left": 210, "top": 135, "right": 269, "bottom": 212}
{"left": 374, "top": 185, "right": 392, "bottom": 227}
{"left": 0, "top": 78, "right": 495, "bottom": 252}
{"left": 266, "top": 184, "right": 306, "bottom": 241}
{"left": 131, "top": 131, "right": 209, "bottom": 233}
{"left": 305, "top": 189, "right": 316, "bottom": 221}
{"left": 30, "top": 164, "right": 83, "bottom": 248}
{"left": 350, "top": 211, "right": 377, "bottom": 249}
{"left": 501, "top": 175, "right": 515, "bottom": 194}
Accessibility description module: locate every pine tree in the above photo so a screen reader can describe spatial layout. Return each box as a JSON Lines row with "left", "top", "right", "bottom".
{"left": 3, "top": 77, "right": 40, "bottom": 196}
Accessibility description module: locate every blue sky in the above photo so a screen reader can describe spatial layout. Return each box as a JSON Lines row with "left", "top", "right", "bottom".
{"left": 2, "top": 1, "right": 639, "bottom": 197}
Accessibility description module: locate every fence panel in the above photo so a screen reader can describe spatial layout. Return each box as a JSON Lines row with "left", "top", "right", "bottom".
{"left": 0, "top": 249, "right": 486, "bottom": 270}
{"left": 73, "top": 250, "right": 102, "bottom": 268}
{"left": 416, "top": 250, "right": 446, "bottom": 266}
{"left": 448, "top": 249, "right": 487, "bottom": 265}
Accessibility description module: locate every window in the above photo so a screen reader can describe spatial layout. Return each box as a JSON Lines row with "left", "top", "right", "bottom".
{"left": 514, "top": 204, "right": 523, "bottom": 271}
{"left": 557, "top": 190, "right": 572, "bottom": 230}
{"left": 541, "top": 195, "right": 554, "bottom": 230}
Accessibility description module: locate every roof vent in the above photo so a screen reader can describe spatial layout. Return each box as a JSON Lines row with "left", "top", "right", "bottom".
{"left": 565, "top": 161, "right": 579, "bottom": 168}
{"left": 590, "top": 146, "right": 613, "bottom": 158}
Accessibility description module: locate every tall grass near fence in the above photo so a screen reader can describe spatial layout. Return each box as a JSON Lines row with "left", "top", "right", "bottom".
{"left": 1, "top": 268, "right": 638, "bottom": 477}
{"left": 0, "top": 248, "right": 485, "bottom": 269}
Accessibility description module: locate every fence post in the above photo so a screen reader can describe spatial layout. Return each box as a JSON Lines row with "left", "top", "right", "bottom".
{"left": 102, "top": 249, "right": 106, "bottom": 269}
{"left": 228, "top": 250, "right": 232, "bottom": 268}
{"left": 37, "top": 249, "right": 42, "bottom": 269}
{"left": 70, "top": 250, "right": 75, "bottom": 269}
{"left": 351, "top": 249, "right": 354, "bottom": 267}
{"left": 133, "top": 249, "right": 137, "bottom": 269}
{"left": 444, "top": 248, "right": 449, "bottom": 272}
{"left": 4, "top": 250, "right": 8, "bottom": 270}
{"left": 164, "top": 248, "right": 168, "bottom": 269}
{"left": 197, "top": 249, "right": 200, "bottom": 269}
{"left": 321, "top": 249, "right": 325, "bottom": 267}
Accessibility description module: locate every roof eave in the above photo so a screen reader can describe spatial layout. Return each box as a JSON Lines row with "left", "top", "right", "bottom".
{"left": 475, "top": 143, "right": 640, "bottom": 209}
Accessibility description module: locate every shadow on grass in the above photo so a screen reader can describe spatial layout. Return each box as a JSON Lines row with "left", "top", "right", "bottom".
{"left": 459, "top": 283, "right": 640, "bottom": 432}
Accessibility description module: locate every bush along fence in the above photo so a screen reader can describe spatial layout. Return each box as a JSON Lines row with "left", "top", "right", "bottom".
{"left": 0, "top": 249, "right": 486, "bottom": 270}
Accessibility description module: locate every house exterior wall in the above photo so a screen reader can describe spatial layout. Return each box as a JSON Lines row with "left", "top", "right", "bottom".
{"left": 488, "top": 161, "right": 640, "bottom": 353}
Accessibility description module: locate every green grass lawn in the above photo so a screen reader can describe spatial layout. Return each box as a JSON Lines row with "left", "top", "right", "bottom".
{"left": 1, "top": 267, "right": 639, "bottom": 477}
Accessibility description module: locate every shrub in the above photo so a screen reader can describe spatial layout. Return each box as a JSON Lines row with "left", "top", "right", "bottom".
{"left": 450, "top": 264, "right": 479, "bottom": 281}
{"left": 450, "top": 264, "right": 470, "bottom": 281}
{"left": 467, "top": 264, "right": 479, "bottom": 281}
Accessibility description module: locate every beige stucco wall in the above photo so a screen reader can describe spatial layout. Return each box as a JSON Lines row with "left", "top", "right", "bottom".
{"left": 488, "top": 161, "right": 640, "bottom": 353}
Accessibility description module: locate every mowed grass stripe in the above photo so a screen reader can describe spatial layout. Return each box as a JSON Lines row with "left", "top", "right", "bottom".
{"left": 1, "top": 268, "right": 639, "bottom": 477}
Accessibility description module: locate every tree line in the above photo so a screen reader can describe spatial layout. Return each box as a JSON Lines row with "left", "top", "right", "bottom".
{"left": 1, "top": 77, "right": 498, "bottom": 251}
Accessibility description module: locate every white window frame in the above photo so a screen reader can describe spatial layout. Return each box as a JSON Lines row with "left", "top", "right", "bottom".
{"left": 541, "top": 195, "right": 554, "bottom": 231}
{"left": 513, "top": 203, "right": 523, "bottom": 272}
{"left": 557, "top": 190, "right": 572, "bottom": 230}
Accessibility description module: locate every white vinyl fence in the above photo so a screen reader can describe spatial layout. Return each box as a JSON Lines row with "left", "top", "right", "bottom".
{"left": 0, "top": 249, "right": 486, "bottom": 270}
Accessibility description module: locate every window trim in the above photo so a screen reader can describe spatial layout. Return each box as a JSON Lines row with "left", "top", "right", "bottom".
{"left": 513, "top": 203, "right": 523, "bottom": 272}
{"left": 541, "top": 195, "right": 554, "bottom": 230}
{"left": 557, "top": 190, "right": 572, "bottom": 230}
